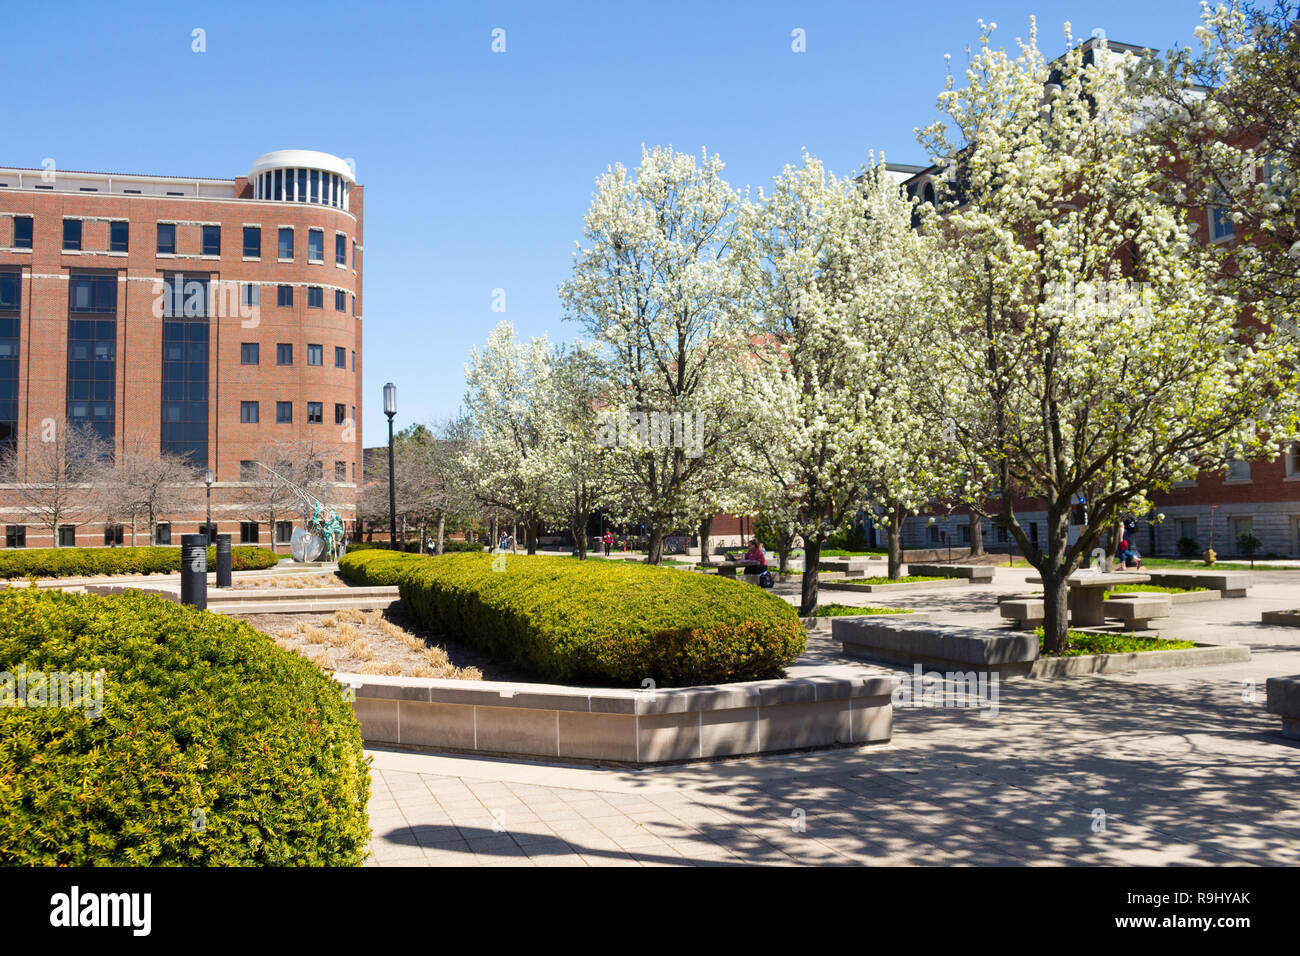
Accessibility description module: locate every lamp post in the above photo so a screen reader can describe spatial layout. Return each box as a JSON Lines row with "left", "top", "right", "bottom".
{"left": 384, "top": 383, "right": 397, "bottom": 550}
{"left": 204, "top": 468, "right": 214, "bottom": 542}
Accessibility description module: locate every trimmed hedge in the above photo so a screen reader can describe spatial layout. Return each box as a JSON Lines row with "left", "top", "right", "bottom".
{"left": 0, "top": 588, "right": 370, "bottom": 865}
{"left": 348, "top": 540, "right": 484, "bottom": 554}
{"left": 339, "top": 550, "right": 805, "bottom": 686}
{"left": 0, "top": 545, "right": 280, "bottom": 580}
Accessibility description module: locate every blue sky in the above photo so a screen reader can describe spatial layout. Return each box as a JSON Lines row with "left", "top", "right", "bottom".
{"left": 2, "top": 0, "right": 1206, "bottom": 442}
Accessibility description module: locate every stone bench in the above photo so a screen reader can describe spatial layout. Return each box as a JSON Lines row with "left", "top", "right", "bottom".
{"left": 999, "top": 599, "right": 1044, "bottom": 629}
{"left": 834, "top": 617, "right": 1040, "bottom": 678}
{"left": 1265, "top": 676, "right": 1300, "bottom": 740}
{"left": 1102, "top": 595, "right": 1172, "bottom": 631}
{"left": 1145, "top": 570, "right": 1252, "bottom": 598}
{"left": 817, "top": 556, "right": 881, "bottom": 574}
{"left": 909, "top": 563, "right": 996, "bottom": 583}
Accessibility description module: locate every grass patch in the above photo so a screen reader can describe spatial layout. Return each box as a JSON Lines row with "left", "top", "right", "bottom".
{"left": 1033, "top": 627, "right": 1197, "bottom": 657}
{"left": 813, "top": 604, "right": 913, "bottom": 617}
{"left": 838, "top": 575, "right": 946, "bottom": 585}
{"left": 1104, "top": 583, "right": 1210, "bottom": 598}
{"left": 1141, "top": 557, "right": 1298, "bottom": 571}
{"left": 821, "top": 549, "right": 888, "bottom": 557}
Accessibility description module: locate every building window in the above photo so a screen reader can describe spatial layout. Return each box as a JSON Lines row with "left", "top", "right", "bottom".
{"left": 240, "top": 460, "right": 258, "bottom": 480}
{"left": 109, "top": 221, "right": 129, "bottom": 253}
{"left": 334, "top": 402, "right": 346, "bottom": 425}
{"left": 241, "top": 283, "right": 259, "bottom": 310}
{"left": 1209, "top": 204, "right": 1234, "bottom": 242}
{"left": 307, "top": 287, "right": 323, "bottom": 309}
{"left": 240, "top": 401, "right": 259, "bottom": 423}
{"left": 161, "top": 301, "right": 209, "bottom": 469}
{"left": 104, "top": 524, "right": 124, "bottom": 546}
{"left": 157, "top": 223, "right": 176, "bottom": 255}
{"left": 336, "top": 233, "right": 347, "bottom": 265}
{"left": 335, "top": 461, "right": 346, "bottom": 481}
{"left": 276, "top": 343, "right": 293, "bottom": 365}
{"left": 352, "top": 240, "right": 357, "bottom": 268}
{"left": 241, "top": 342, "right": 259, "bottom": 365}
{"left": 307, "top": 343, "right": 323, "bottom": 365}
{"left": 202, "top": 225, "right": 221, "bottom": 257}
{"left": 335, "top": 290, "right": 346, "bottom": 312}
{"left": 243, "top": 226, "right": 261, "bottom": 258}
{"left": 351, "top": 351, "right": 355, "bottom": 370}
{"left": 306, "top": 460, "right": 322, "bottom": 480}
{"left": 276, "top": 401, "right": 292, "bottom": 423}
{"left": 1286, "top": 443, "right": 1300, "bottom": 478}
{"left": 198, "top": 522, "right": 217, "bottom": 542}
{"left": 276, "top": 285, "right": 293, "bottom": 308}
{"left": 1177, "top": 517, "right": 1197, "bottom": 547}
{"left": 58, "top": 525, "right": 76, "bottom": 547}
{"left": 0, "top": 273, "right": 20, "bottom": 458}
{"left": 159, "top": 272, "right": 209, "bottom": 320}
{"left": 308, "top": 229, "right": 324, "bottom": 262}
{"left": 240, "top": 521, "right": 259, "bottom": 544}
{"left": 13, "top": 217, "right": 32, "bottom": 250}
{"left": 1229, "top": 515, "right": 1254, "bottom": 546}
{"left": 63, "top": 219, "right": 82, "bottom": 251}
{"left": 154, "top": 523, "right": 171, "bottom": 545}
{"left": 307, "top": 401, "right": 323, "bottom": 424}
{"left": 1227, "top": 458, "right": 1251, "bottom": 481}
{"left": 335, "top": 345, "right": 346, "bottom": 368}
{"left": 4, "top": 525, "right": 25, "bottom": 548}
{"left": 278, "top": 227, "right": 294, "bottom": 259}
{"left": 68, "top": 274, "right": 118, "bottom": 444}
{"left": 275, "top": 520, "right": 293, "bottom": 543}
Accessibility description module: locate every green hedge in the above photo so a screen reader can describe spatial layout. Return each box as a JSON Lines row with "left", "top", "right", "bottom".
{"left": 0, "top": 588, "right": 370, "bottom": 865}
{"left": 347, "top": 540, "right": 484, "bottom": 554}
{"left": 0, "top": 545, "right": 279, "bottom": 580}
{"left": 339, "top": 550, "right": 805, "bottom": 686}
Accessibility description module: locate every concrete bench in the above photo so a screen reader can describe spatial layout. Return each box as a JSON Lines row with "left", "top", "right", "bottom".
{"left": 1102, "top": 594, "right": 1172, "bottom": 631}
{"left": 1145, "top": 570, "right": 1252, "bottom": 598}
{"left": 817, "top": 556, "right": 880, "bottom": 575}
{"left": 1265, "top": 676, "right": 1300, "bottom": 740}
{"left": 999, "top": 599, "right": 1044, "bottom": 629}
{"left": 834, "top": 617, "right": 1040, "bottom": 678}
{"left": 909, "top": 563, "right": 996, "bottom": 583}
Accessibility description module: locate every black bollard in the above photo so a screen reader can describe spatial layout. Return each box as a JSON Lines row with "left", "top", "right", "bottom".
{"left": 180, "top": 533, "right": 207, "bottom": 610}
{"left": 216, "top": 534, "right": 232, "bottom": 588}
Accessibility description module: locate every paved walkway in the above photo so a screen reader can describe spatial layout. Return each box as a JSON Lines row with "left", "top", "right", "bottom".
{"left": 364, "top": 569, "right": 1300, "bottom": 866}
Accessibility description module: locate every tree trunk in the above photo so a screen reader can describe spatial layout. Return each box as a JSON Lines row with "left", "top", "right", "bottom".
{"left": 489, "top": 515, "right": 497, "bottom": 551}
{"left": 969, "top": 513, "right": 985, "bottom": 556}
{"left": 526, "top": 516, "right": 538, "bottom": 555}
{"left": 572, "top": 514, "right": 588, "bottom": 560}
{"left": 777, "top": 528, "right": 792, "bottom": 574}
{"left": 886, "top": 504, "right": 905, "bottom": 580}
{"left": 436, "top": 512, "right": 446, "bottom": 555}
{"left": 698, "top": 517, "right": 712, "bottom": 565}
{"left": 130, "top": 519, "right": 137, "bottom": 547}
{"left": 647, "top": 525, "right": 665, "bottom": 565}
{"left": 1041, "top": 566, "right": 1070, "bottom": 656}
{"left": 799, "top": 538, "right": 822, "bottom": 616}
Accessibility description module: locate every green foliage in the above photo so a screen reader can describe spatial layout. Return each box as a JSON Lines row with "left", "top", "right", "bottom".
{"left": 820, "top": 548, "right": 887, "bottom": 557}
{"left": 339, "top": 550, "right": 805, "bottom": 686}
{"left": 0, "top": 546, "right": 278, "bottom": 580}
{"left": 1104, "top": 584, "right": 1209, "bottom": 597}
{"left": 1237, "top": 532, "right": 1262, "bottom": 558}
{"left": 347, "top": 540, "right": 483, "bottom": 554}
{"left": 840, "top": 575, "right": 945, "bottom": 585}
{"left": 0, "top": 588, "right": 370, "bottom": 865}
{"left": 1032, "top": 626, "right": 1196, "bottom": 657}
{"left": 1176, "top": 536, "right": 1200, "bottom": 558}
{"left": 813, "top": 604, "right": 913, "bottom": 617}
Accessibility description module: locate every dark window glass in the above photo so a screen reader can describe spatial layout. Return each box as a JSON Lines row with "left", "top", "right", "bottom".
{"left": 0, "top": 280, "right": 19, "bottom": 457}
{"left": 157, "top": 223, "right": 175, "bottom": 254}
{"left": 63, "top": 220, "right": 82, "bottom": 251}
{"left": 277, "top": 285, "right": 292, "bottom": 307}
{"left": 305, "top": 460, "right": 322, "bottom": 480}
{"left": 278, "top": 227, "right": 293, "bottom": 259}
{"left": 241, "top": 283, "right": 259, "bottom": 309}
{"left": 241, "top": 342, "right": 259, "bottom": 365}
{"left": 307, "top": 402, "right": 322, "bottom": 424}
{"left": 202, "top": 225, "right": 221, "bottom": 257}
{"left": 310, "top": 170, "right": 320, "bottom": 203}
{"left": 104, "top": 524, "right": 123, "bottom": 546}
{"left": 276, "top": 401, "right": 292, "bottom": 423}
{"left": 160, "top": 317, "right": 208, "bottom": 468}
{"left": 273, "top": 169, "right": 283, "bottom": 200}
{"left": 307, "top": 287, "right": 322, "bottom": 309}
{"left": 240, "top": 401, "right": 259, "bottom": 423}
{"left": 335, "top": 234, "right": 346, "bottom": 265}
{"left": 335, "top": 346, "right": 346, "bottom": 368}
{"left": 334, "top": 403, "right": 346, "bottom": 425}
{"left": 240, "top": 460, "right": 257, "bottom": 480}
{"left": 13, "top": 217, "right": 32, "bottom": 250}
{"left": 5, "top": 525, "right": 25, "bottom": 548}
{"left": 67, "top": 276, "right": 117, "bottom": 446}
{"left": 109, "top": 221, "right": 128, "bottom": 253}
{"left": 69, "top": 274, "right": 117, "bottom": 313}
{"left": 240, "top": 521, "right": 259, "bottom": 544}
{"left": 160, "top": 272, "right": 209, "bottom": 318}
{"left": 58, "top": 525, "right": 76, "bottom": 547}
{"left": 308, "top": 229, "right": 323, "bottom": 261}
{"left": 297, "top": 169, "right": 307, "bottom": 203}
{"left": 307, "top": 343, "right": 322, "bottom": 365}
{"left": 0, "top": 272, "right": 20, "bottom": 311}
{"left": 276, "top": 343, "right": 292, "bottom": 365}
{"left": 243, "top": 226, "right": 261, "bottom": 257}
{"left": 334, "top": 290, "right": 345, "bottom": 312}
{"left": 275, "top": 520, "right": 292, "bottom": 543}
{"left": 334, "top": 461, "right": 346, "bottom": 481}
{"left": 154, "top": 523, "right": 171, "bottom": 544}
{"left": 352, "top": 240, "right": 357, "bottom": 268}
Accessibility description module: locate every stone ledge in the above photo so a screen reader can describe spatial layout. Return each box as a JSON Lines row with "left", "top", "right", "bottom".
{"left": 338, "top": 670, "right": 899, "bottom": 767}
{"left": 1028, "top": 642, "right": 1250, "bottom": 678}
{"left": 834, "top": 618, "right": 1039, "bottom": 677}
{"left": 908, "top": 563, "right": 996, "bottom": 583}
{"left": 821, "top": 578, "right": 967, "bottom": 594}
{"left": 1145, "top": 570, "right": 1252, "bottom": 597}
{"left": 1262, "top": 609, "right": 1300, "bottom": 628}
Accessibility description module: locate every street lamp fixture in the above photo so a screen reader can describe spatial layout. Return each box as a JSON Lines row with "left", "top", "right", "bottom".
{"left": 384, "top": 383, "right": 397, "bottom": 550}
{"left": 204, "top": 469, "right": 214, "bottom": 543}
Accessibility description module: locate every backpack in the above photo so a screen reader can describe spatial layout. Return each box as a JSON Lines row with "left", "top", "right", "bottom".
{"left": 758, "top": 570, "right": 774, "bottom": 588}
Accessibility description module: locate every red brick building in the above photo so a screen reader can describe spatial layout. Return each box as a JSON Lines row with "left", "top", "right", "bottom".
{"left": 0, "top": 149, "right": 364, "bottom": 549}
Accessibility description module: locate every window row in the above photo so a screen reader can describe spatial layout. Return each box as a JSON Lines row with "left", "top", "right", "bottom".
{"left": 239, "top": 400, "right": 353, "bottom": 426}
{"left": 240, "top": 342, "right": 355, "bottom": 369}
{"left": 238, "top": 460, "right": 353, "bottom": 483}
{"left": 253, "top": 168, "right": 351, "bottom": 210}
{"left": 2, "top": 519, "right": 354, "bottom": 548}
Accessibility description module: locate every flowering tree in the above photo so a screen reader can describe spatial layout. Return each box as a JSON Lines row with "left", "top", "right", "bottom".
{"left": 561, "top": 146, "right": 751, "bottom": 563}
{"left": 919, "top": 20, "right": 1296, "bottom": 653}
{"left": 737, "top": 156, "right": 950, "bottom": 613}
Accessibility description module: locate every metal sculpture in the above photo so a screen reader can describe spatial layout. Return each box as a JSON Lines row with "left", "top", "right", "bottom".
{"left": 253, "top": 462, "right": 347, "bottom": 562}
